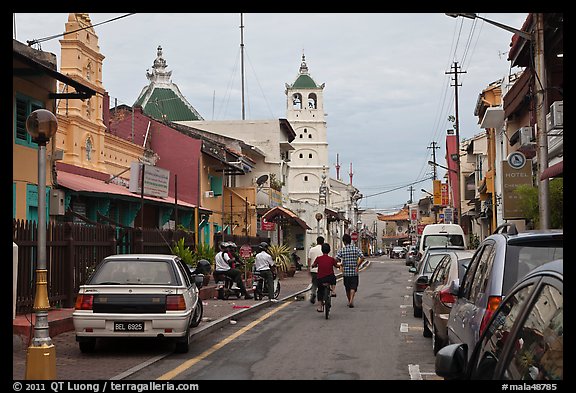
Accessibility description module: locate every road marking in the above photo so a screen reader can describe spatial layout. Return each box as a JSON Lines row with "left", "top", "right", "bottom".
{"left": 400, "top": 323, "right": 409, "bottom": 333}
{"left": 157, "top": 300, "right": 292, "bottom": 380}
{"left": 400, "top": 304, "right": 409, "bottom": 308}
{"left": 408, "top": 364, "right": 422, "bottom": 380}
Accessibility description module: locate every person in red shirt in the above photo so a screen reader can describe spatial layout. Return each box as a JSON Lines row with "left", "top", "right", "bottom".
{"left": 311, "top": 243, "right": 341, "bottom": 313}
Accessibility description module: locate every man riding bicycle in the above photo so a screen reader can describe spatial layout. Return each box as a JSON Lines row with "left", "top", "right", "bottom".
{"left": 311, "top": 243, "right": 340, "bottom": 313}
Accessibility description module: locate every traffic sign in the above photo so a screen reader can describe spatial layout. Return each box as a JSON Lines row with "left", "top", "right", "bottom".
{"left": 351, "top": 232, "right": 358, "bottom": 241}
{"left": 240, "top": 244, "right": 252, "bottom": 258}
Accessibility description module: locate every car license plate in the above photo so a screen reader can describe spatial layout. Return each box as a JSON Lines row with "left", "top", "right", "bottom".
{"left": 114, "top": 321, "right": 144, "bottom": 332}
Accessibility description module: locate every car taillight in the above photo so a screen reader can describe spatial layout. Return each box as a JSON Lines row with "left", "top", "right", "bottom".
{"left": 479, "top": 295, "right": 502, "bottom": 336}
{"left": 439, "top": 288, "right": 456, "bottom": 307}
{"left": 75, "top": 294, "right": 93, "bottom": 310}
{"left": 166, "top": 294, "right": 186, "bottom": 311}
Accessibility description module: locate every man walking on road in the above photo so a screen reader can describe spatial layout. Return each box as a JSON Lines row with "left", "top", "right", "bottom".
{"left": 336, "top": 233, "right": 364, "bottom": 308}
{"left": 307, "top": 236, "right": 324, "bottom": 304}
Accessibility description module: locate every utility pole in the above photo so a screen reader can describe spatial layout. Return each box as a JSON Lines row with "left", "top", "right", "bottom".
{"left": 446, "top": 62, "right": 466, "bottom": 226}
{"left": 407, "top": 186, "right": 414, "bottom": 204}
{"left": 240, "top": 13, "right": 245, "bottom": 120}
{"left": 428, "top": 141, "right": 440, "bottom": 180}
{"left": 534, "top": 13, "right": 550, "bottom": 229}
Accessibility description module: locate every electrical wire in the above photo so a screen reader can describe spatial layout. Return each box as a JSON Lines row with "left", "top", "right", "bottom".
{"left": 26, "top": 13, "right": 135, "bottom": 47}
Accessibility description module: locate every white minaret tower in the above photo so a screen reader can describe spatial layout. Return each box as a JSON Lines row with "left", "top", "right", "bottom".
{"left": 285, "top": 54, "right": 328, "bottom": 204}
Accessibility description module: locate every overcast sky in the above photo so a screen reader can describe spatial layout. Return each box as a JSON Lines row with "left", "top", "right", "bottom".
{"left": 13, "top": 12, "right": 529, "bottom": 211}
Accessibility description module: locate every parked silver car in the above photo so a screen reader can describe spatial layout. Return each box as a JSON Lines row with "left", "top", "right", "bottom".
{"left": 73, "top": 254, "right": 205, "bottom": 354}
{"left": 421, "top": 249, "right": 475, "bottom": 354}
{"left": 405, "top": 245, "right": 417, "bottom": 266}
{"left": 409, "top": 246, "right": 468, "bottom": 318}
{"left": 437, "top": 259, "right": 563, "bottom": 380}
{"left": 447, "top": 224, "right": 563, "bottom": 360}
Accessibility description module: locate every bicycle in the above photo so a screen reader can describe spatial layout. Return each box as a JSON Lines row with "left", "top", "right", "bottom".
{"left": 321, "top": 282, "right": 333, "bottom": 319}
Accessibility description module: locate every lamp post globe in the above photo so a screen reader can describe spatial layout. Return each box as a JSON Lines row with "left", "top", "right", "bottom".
{"left": 24, "top": 108, "right": 58, "bottom": 379}
{"left": 26, "top": 108, "right": 58, "bottom": 144}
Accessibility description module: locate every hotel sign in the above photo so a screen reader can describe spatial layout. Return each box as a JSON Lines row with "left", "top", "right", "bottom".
{"left": 502, "top": 156, "right": 532, "bottom": 219}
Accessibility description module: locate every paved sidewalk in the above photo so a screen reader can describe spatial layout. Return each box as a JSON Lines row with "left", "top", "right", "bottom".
{"left": 13, "top": 269, "right": 314, "bottom": 380}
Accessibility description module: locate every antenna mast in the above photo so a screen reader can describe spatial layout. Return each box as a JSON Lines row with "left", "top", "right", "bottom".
{"left": 240, "top": 13, "right": 245, "bottom": 120}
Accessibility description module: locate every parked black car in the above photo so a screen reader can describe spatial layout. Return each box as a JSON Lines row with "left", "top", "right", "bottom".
{"left": 447, "top": 224, "right": 563, "bottom": 360}
{"left": 436, "top": 259, "right": 563, "bottom": 380}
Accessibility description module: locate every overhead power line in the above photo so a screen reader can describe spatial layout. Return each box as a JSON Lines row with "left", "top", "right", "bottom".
{"left": 26, "top": 13, "right": 135, "bottom": 47}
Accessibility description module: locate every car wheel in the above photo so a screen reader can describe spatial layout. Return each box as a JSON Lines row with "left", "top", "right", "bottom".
{"left": 423, "top": 314, "right": 432, "bottom": 338}
{"left": 78, "top": 338, "right": 96, "bottom": 353}
{"left": 190, "top": 299, "right": 203, "bottom": 328}
{"left": 175, "top": 327, "right": 190, "bottom": 353}
{"left": 413, "top": 298, "right": 422, "bottom": 318}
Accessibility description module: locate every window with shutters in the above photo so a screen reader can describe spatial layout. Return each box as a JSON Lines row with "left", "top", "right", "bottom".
{"left": 15, "top": 94, "right": 44, "bottom": 148}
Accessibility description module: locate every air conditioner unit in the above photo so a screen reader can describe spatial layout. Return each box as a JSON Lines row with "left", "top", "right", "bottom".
{"left": 49, "top": 189, "right": 65, "bottom": 216}
{"left": 519, "top": 127, "right": 534, "bottom": 146}
{"left": 549, "top": 101, "right": 563, "bottom": 129}
{"left": 204, "top": 191, "right": 215, "bottom": 198}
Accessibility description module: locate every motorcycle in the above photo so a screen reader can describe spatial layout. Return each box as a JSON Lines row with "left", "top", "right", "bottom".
{"left": 252, "top": 267, "right": 281, "bottom": 301}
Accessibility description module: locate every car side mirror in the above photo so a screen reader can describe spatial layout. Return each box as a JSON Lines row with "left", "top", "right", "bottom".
{"left": 409, "top": 267, "right": 417, "bottom": 274}
{"left": 416, "top": 275, "right": 429, "bottom": 285}
{"left": 435, "top": 343, "right": 468, "bottom": 380}
{"left": 191, "top": 274, "right": 204, "bottom": 289}
{"left": 449, "top": 278, "right": 460, "bottom": 295}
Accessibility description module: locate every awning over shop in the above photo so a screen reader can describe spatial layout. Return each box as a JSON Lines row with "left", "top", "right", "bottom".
{"left": 540, "top": 160, "right": 563, "bottom": 180}
{"left": 324, "top": 207, "right": 345, "bottom": 222}
{"left": 57, "top": 170, "right": 206, "bottom": 211}
{"left": 261, "top": 206, "right": 311, "bottom": 230}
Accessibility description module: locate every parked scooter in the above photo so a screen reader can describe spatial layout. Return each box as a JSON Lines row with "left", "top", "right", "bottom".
{"left": 252, "top": 267, "right": 281, "bottom": 300}
{"left": 213, "top": 271, "right": 243, "bottom": 300}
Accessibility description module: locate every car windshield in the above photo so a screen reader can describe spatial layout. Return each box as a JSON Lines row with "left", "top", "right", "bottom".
{"left": 424, "top": 234, "right": 464, "bottom": 248}
{"left": 88, "top": 260, "right": 177, "bottom": 285}
{"left": 503, "top": 245, "right": 563, "bottom": 293}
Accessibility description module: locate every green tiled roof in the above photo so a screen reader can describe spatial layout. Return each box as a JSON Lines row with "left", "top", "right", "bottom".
{"left": 292, "top": 74, "right": 318, "bottom": 89}
{"left": 137, "top": 87, "right": 202, "bottom": 122}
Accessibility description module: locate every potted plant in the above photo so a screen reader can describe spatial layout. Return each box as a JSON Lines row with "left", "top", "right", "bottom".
{"left": 171, "top": 238, "right": 215, "bottom": 286}
{"left": 192, "top": 242, "right": 216, "bottom": 286}
{"left": 267, "top": 244, "right": 295, "bottom": 278}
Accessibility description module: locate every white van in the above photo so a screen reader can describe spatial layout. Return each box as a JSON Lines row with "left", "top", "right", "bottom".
{"left": 416, "top": 224, "right": 466, "bottom": 261}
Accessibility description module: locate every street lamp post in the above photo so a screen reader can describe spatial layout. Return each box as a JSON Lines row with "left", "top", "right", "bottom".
{"left": 421, "top": 189, "right": 438, "bottom": 224}
{"left": 427, "top": 161, "right": 459, "bottom": 224}
{"left": 24, "top": 109, "right": 58, "bottom": 379}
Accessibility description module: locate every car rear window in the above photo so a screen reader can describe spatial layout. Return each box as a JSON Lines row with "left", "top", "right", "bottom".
{"left": 89, "top": 260, "right": 178, "bottom": 285}
{"left": 503, "top": 245, "right": 563, "bottom": 293}
{"left": 424, "top": 234, "right": 465, "bottom": 248}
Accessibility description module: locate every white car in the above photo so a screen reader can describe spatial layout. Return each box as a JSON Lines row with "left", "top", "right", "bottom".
{"left": 73, "top": 254, "right": 205, "bottom": 353}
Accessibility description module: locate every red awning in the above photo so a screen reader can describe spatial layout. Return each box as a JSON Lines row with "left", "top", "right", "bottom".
{"left": 540, "top": 161, "right": 563, "bottom": 180}
{"left": 57, "top": 170, "right": 197, "bottom": 208}
{"left": 261, "top": 206, "right": 311, "bottom": 230}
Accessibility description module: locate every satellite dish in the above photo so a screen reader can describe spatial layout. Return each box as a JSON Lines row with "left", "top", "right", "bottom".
{"left": 256, "top": 174, "right": 269, "bottom": 186}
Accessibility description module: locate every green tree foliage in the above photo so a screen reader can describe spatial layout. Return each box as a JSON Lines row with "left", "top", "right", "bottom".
{"left": 514, "top": 178, "right": 563, "bottom": 229}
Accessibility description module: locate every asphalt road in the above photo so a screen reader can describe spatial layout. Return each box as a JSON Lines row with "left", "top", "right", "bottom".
{"left": 124, "top": 256, "right": 441, "bottom": 381}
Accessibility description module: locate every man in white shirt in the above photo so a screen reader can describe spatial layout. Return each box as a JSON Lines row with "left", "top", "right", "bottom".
{"left": 214, "top": 242, "right": 252, "bottom": 299}
{"left": 307, "top": 236, "right": 324, "bottom": 304}
{"left": 253, "top": 242, "right": 277, "bottom": 302}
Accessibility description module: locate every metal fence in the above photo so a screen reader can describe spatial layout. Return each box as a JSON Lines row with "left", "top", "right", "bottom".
{"left": 12, "top": 219, "right": 195, "bottom": 314}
